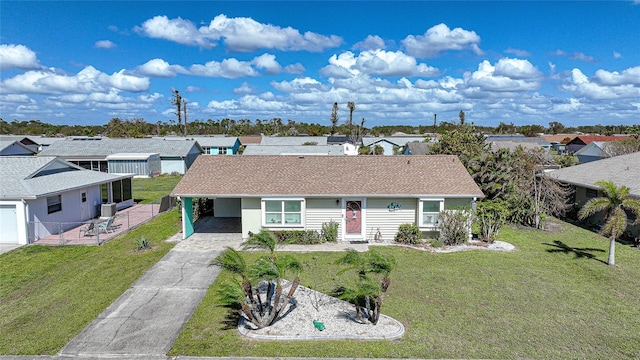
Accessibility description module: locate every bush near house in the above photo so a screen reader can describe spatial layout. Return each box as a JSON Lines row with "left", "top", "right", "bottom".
{"left": 394, "top": 223, "right": 422, "bottom": 244}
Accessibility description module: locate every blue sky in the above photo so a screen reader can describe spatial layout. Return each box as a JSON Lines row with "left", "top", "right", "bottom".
{"left": 1, "top": 1, "right": 639, "bottom": 128}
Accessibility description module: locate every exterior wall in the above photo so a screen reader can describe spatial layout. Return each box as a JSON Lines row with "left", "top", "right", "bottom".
{"left": 305, "top": 198, "right": 343, "bottom": 238}
{"left": 108, "top": 158, "right": 161, "bottom": 177}
{"left": 0, "top": 144, "right": 33, "bottom": 156}
{"left": 241, "top": 197, "right": 261, "bottom": 238}
{"left": 28, "top": 185, "right": 103, "bottom": 242}
{"left": 185, "top": 147, "right": 202, "bottom": 168}
{"left": 160, "top": 158, "right": 186, "bottom": 174}
{"left": 366, "top": 198, "right": 417, "bottom": 242}
{"left": 0, "top": 201, "right": 28, "bottom": 244}
{"left": 214, "top": 198, "right": 241, "bottom": 217}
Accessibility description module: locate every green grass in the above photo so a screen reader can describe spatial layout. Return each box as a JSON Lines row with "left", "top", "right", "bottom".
{"left": 0, "top": 209, "right": 181, "bottom": 355}
{"left": 169, "top": 219, "right": 640, "bottom": 359}
{"left": 133, "top": 174, "right": 182, "bottom": 204}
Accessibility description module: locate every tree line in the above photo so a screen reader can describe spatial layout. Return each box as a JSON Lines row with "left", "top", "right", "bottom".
{"left": 1, "top": 117, "right": 638, "bottom": 138}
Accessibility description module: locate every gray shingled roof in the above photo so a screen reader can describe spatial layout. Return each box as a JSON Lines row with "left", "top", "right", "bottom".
{"left": 154, "top": 136, "right": 239, "bottom": 147}
{"left": 0, "top": 156, "right": 130, "bottom": 199}
{"left": 259, "top": 136, "right": 328, "bottom": 146}
{"left": 0, "top": 140, "right": 36, "bottom": 154}
{"left": 362, "top": 137, "right": 427, "bottom": 147}
{"left": 38, "top": 138, "right": 202, "bottom": 158}
{"left": 405, "top": 141, "right": 432, "bottom": 155}
{"left": 242, "top": 145, "right": 345, "bottom": 155}
{"left": 546, "top": 152, "right": 640, "bottom": 197}
{"left": 172, "top": 155, "right": 484, "bottom": 198}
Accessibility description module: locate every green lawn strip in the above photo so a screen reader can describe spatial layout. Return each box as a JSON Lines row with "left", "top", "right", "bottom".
{"left": 169, "top": 219, "right": 640, "bottom": 359}
{"left": 133, "top": 175, "right": 182, "bottom": 204}
{"left": 0, "top": 209, "right": 181, "bottom": 355}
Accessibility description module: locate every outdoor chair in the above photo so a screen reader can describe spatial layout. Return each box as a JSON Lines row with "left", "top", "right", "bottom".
{"left": 79, "top": 222, "right": 95, "bottom": 237}
{"left": 98, "top": 217, "right": 115, "bottom": 234}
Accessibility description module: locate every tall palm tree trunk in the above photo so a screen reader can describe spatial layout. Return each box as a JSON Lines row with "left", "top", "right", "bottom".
{"left": 608, "top": 237, "right": 616, "bottom": 266}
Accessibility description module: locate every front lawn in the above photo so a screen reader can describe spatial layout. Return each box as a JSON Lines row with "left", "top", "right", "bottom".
{"left": 170, "top": 219, "right": 640, "bottom": 359}
{"left": 0, "top": 209, "right": 181, "bottom": 355}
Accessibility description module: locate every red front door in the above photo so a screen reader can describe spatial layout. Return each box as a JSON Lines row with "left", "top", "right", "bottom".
{"left": 345, "top": 200, "right": 362, "bottom": 235}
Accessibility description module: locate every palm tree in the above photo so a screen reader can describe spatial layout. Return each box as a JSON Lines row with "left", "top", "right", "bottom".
{"left": 347, "top": 101, "right": 355, "bottom": 127}
{"left": 335, "top": 249, "right": 395, "bottom": 325}
{"left": 578, "top": 180, "right": 640, "bottom": 265}
{"left": 211, "top": 231, "right": 303, "bottom": 329}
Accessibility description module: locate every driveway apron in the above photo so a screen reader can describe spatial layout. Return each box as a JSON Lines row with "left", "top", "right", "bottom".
{"left": 60, "top": 239, "right": 222, "bottom": 357}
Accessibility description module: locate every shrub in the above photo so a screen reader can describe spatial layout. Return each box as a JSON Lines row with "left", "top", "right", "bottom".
{"left": 321, "top": 220, "right": 339, "bottom": 243}
{"left": 475, "top": 199, "right": 510, "bottom": 243}
{"left": 273, "top": 230, "right": 322, "bottom": 244}
{"left": 438, "top": 209, "right": 471, "bottom": 246}
{"left": 394, "top": 223, "right": 422, "bottom": 244}
{"left": 135, "top": 236, "right": 151, "bottom": 251}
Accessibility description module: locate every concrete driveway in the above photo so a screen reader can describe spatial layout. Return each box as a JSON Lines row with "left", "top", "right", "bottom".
{"left": 0, "top": 243, "right": 23, "bottom": 255}
{"left": 59, "top": 233, "right": 242, "bottom": 357}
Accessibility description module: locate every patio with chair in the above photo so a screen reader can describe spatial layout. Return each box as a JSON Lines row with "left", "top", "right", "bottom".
{"left": 33, "top": 204, "right": 163, "bottom": 245}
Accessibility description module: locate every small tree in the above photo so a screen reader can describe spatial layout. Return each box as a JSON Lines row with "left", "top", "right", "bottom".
{"left": 334, "top": 249, "right": 396, "bottom": 325}
{"left": 578, "top": 180, "right": 640, "bottom": 266}
{"left": 475, "top": 199, "right": 510, "bottom": 243}
{"left": 347, "top": 101, "right": 356, "bottom": 127}
{"left": 330, "top": 102, "right": 339, "bottom": 135}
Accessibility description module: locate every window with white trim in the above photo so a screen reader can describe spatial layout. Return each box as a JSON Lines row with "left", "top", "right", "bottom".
{"left": 262, "top": 199, "right": 304, "bottom": 226}
{"left": 47, "top": 195, "right": 62, "bottom": 214}
{"left": 218, "top": 147, "right": 228, "bottom": 155}
{"left": 419, "top": 199, "right": 444, "bottom": 227}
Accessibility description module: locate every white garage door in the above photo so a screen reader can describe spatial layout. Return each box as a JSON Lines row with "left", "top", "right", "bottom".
{"left": 0, "top": 205, "right": 19, "bottom": 244}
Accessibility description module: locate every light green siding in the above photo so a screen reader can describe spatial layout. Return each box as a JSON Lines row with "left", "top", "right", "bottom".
{"left": 306, "top": 198, "right": 342, "bottom": 239}
{"left": 366, "top": 198, "right": 417, "bottom": 242}
{"left": 241, "top": 197, "right": 261, "bottom": 238}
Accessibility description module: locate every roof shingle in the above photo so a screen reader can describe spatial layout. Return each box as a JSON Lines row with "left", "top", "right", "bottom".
{"left": 172, "top": 155, "right": 484, "bottom": 198}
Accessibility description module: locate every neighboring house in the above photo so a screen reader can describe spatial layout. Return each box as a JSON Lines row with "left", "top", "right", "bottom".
{"left": 0, "top": 156, "right": 134, "bottom": 245}
{"left": 242, "top": 145, "right": 346, "bottom": 156}
{"left": 0, "top": 140, "right": 37, "bottom": 156}
{"left": 546, "top": 151, "right": 640, "bottom": 237}
{"left": 238, "top": 135, "right": 262, "bottom": 146}
{"left": 565, "top": 135, "right": 631, "bottom": 154}
{"left": 106, "top": 153, "right": 161, "bottom": 177}
{"left": 362, "top": 137, "right": 426, "bottom": 155}
{"left": 259, "top": 136, "right": 328, "bottom": 146}
{"left": 171, "top": 155, "right": 484, "bottom": 241}
{"left": 574, "top": 141, "right": 611, "bottom": 163}
{"left": 327, "top": 136, "right": 359, "bottom": 155}
{"left": 38, "top": 138, "right": 202, "bottom": 174}
{"left": 0, "top": 136, "right": 42, "bottom": 153}
{"left": 485, "top": 135, "right": 551, "bottom": 151}
{"left": 156, "top": 136, "right": 241, "bottom": 155}
{"left": 403, "top": 141, "right": 432, "bottom": 155}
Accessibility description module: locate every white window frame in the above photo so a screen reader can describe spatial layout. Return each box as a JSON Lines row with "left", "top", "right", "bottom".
{"left": 261, "top": 198, "right": 305, "bottom": 228}
{"left": 218, "top": 147, "right": 228, "bottom": 155}
{"left": 418, "top": 198, "right": 444, "bottom": 228}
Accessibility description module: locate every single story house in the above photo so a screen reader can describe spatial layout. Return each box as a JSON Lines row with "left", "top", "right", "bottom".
{"left": 259, "top": 136, "right": 329, "bottom": 146}
{"left": 403, "top": 141, "right": 432, "bottom": 155}
{"left": 155, "top": 136, "right": 241, "bottom": 155}
{"left": 106, "top": 153, "right": 161, "bottom": 177}
{"left": 546, "top": 151, "right": 640, "bottom": 237}
{"left": 171, "top": 155, "right": 484, "bottom": 242}
{"left": 0, "top": 156, "right": 134, "bottom": 245}
{"left": 565, "top": 135, "right": 631, "bottom": 154}
{"left": 0, "top": 140, "right": 37, "bottom": 156}
{"left": 38, "top": 137, "right": 202, "bottom": 174}
{"left": 574, "top": 141, "right": 612, "bottom": 163}
{"left": 242, "top": 144, "right": 346, "bottom": 156}
{"left": 362, "top": 137, "right": 427, "bottom": 155}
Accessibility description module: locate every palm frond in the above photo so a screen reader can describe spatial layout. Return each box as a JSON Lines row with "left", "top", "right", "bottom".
{"left": 577, "top": 198, "right": 611, "bottom": 220}
{"left": 600, "top": 206, "right": 628, "bottom": 239}
{"left": 622, "top": 198, "right": 640, "bottom": 225}
{"left": 210, "top": 247, "right": 248, "bottom": 277}
{"left": 242, "top": 229, "right": 277, "bottom": 254}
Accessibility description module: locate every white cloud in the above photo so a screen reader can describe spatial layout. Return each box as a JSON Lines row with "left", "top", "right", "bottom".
{"left": 353, "top": 35, "right": 386, "bottom": 50}
{"left": 552, "top": 49, "right": 595, "bottom": 62}
{"left": 94, "top": 40, "right": 116, "bottom": 49}
{"left": 251, "top": 54, "right": 282, "bottom": 74}
{"left": 0, "top": 66, "right": 149, "bottom": 95}
{"left": 462, "top": 59, "right": 543, "bottom": 93}
{"left": 613, "top": 51, "right": 622, "bottom": 59}
{"left": 271, "top": 77, "right": 326, "bottom": 93}
{"left": 321, "top": 50, "right": 439, "bottom": 78}
{"left": 560, "top": 67, "right": 640, "bottom": 99}
{"left": 504, "top": 48, "right": 530, "bottom": 57}
{"left": 0, "top": 44, "right": 43, "bottom": 70}
{"left": 401, "top": 23, "right": 483, "bottom": 58}
{"left": 136, "top": 16, "right": 214, "bottom": 48}
{"left": 136, "top": 58, "right": 187, "bottom": 77}
{"left": 136, "top": 14, "right": 342, "bottom": 52}
{"left": 189, "top": 58, "right": 258, "bottom": 78}
{"left": 593, "top": 67, "right": 640, "bottom": 86}
{"left": 234, "top": 82, "right": 254, "bottom": 95}
{"left": 284, "top": 63, "right": 305, "bottom": 74}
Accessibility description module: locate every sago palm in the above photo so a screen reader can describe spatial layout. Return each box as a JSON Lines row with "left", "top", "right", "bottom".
{"left": 578, "top": 180, "right": 640, "bottom": 265}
